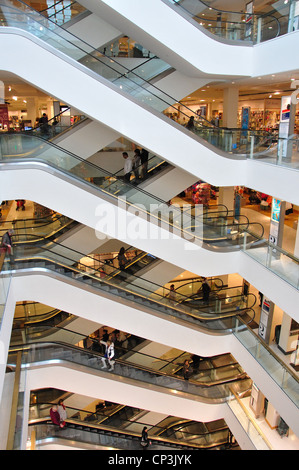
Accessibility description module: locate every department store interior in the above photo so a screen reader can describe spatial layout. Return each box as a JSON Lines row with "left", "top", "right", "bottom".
{"left": 0, "top": 0, "right": 299, "bottom": 452}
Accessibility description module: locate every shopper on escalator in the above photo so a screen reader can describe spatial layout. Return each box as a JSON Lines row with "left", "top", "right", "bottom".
{"left": 122, "top": 152, "right": 133, "bottom": 182}
{"left": 140, "top": 426, "right": 150, "bottom": 448}
{"left": 186, "top": 116, "right": 195, "bottom": 130}
{"left": 201, "top": 278, "right": 211, "bottom": 305}
{"left": 182, "top": 359, "right": 192, "bottom": 380}
{"left": 1, "top": 229, "right": 14, "bottom": 266}
{"left": 39, "top": 113, "right": 50, "bottom": 137}
{"left": 101, "top": 340, "right": 115, "bottom": 371}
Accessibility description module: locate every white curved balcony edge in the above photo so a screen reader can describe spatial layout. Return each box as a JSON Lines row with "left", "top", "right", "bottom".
{"left": 10, "top": 273, "right": 299, "bottom": 438}
{"left": 85, "top": 0, "right": 299, "bottom": 78}
{"left": 0, "top": 30, "right": 298, "bottom": 205}
{"left": 1, "top": 162, "right": 298, "bottom": 322}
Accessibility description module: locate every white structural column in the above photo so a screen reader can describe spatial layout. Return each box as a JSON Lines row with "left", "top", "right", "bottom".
{"left": 218, "top": 186, "right": 235, "bottom": 212}
{"left": 222, "top": 86, "right": 239, "bottom": 129}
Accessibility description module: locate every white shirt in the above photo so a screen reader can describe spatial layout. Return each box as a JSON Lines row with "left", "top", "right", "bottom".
{"left": 124, "top": 157, "right": 133, "bottom": 174}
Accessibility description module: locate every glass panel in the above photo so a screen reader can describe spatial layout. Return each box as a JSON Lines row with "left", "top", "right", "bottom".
{"left": 242, "top": 232, "right": 299, "bottom": 290}
{"left": 234, "top": 322, "right": 299, "bottom": 407}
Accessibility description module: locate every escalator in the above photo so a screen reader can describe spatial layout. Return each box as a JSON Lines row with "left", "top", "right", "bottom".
{"left": 8, "top": 237, "right": 257, "bottom": 334}
{"left": 29, "top": 419, "right": 231, "bottom": 450}
{"left": 2, "top": 2, "right": 298, "bottom": 201}
{"left": 0, "top": 135, "right": 265, "bottom": 252}
{"left": 8, "top": 338, "right": 252, "bottom": 409}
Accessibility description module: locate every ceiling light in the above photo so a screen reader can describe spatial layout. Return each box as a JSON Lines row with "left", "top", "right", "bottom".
{"left": 269, "top": 95, "right": 272, "bottom": 98}
{"left": 274, "top": 92, "right": 280, "bottom": 95}
{"left": 12, "top": 96, "right": 17, "bottom": 101}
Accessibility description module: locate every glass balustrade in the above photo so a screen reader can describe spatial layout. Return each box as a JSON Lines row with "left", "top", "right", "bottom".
{"left": 0, "top": 257, "right": 12, "bottom": 328}
{"left": 1, "top": 133, "right": 298, "bottom": 289}
{"left": 0, "top": 213, "right": 75, "bottom": 242}
{"left": 227, "top": 389, "right": 272, "bottom": 450}
{"left": 233, "top": 319, "right": 299, "bottom": 408}
{"left": 242, "top": 231, "right": 299, "bottom": 291}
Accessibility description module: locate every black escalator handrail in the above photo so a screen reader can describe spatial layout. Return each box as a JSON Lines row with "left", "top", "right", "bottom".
{"left": 169, "top": 0, "right": 281, "bottom": 41}
{"left": 109, "top": 153, "right": 168, "bottom": 179}
{"left": 191, "top": 212, "right": 265, "bottom": 239}
{"left": 1, "top": 219, "right": 77, "bottom": 245}
{"left": 170, "top": 276, "right": 224, "bottom": 293}
{"left": 13, "top": 303, "right": 63, "bottom": 325}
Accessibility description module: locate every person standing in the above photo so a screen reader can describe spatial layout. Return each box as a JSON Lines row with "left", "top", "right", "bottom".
{"left": 39, "top": 113, "right": 49, "bottom": 137}
{"left": 166, "top": 284, "right": 176, "bottom": 304}
{"left": 1, "top": 229, "right": 13, "bottom": 255}
{"left": 50, "top": 405, "right": 65, "bottom": 428}
{"left": 140, "top": 426, "right": 149, "bottom": 448}
{"left": 57, "top": 399, "right": 67, "bottom": 427}
{"left": 182, "top": 359, "right": 192, "bottom": 380}
{"left": 122, "top": 152, "right": 133, "bottom": 182}
{"left": 201, "top": 277, "right": 211, "bottom": 305}
{"left": 117, "top": 247, "right": 127, "bottom": 270}
{"left": 1, "top": 229, "right": 14, "bottom": 266}
{"left": 140, "top": 148, "right": 149, "bottom": 179}
{"left": 101, "top": 340, "right": 115, "bottom": 371}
